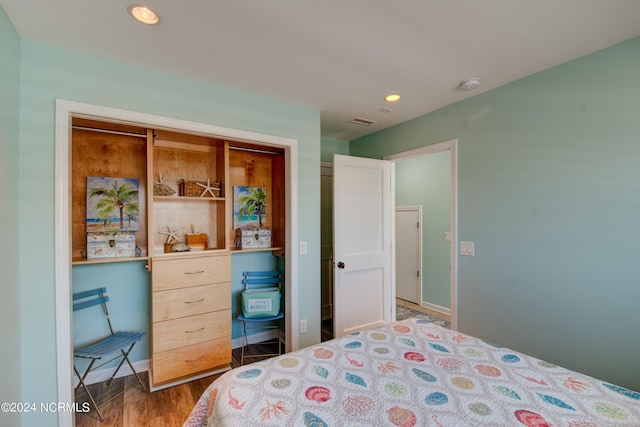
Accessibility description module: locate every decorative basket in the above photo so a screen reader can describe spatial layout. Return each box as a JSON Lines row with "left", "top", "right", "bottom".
{"left": 179, "top": 179, "right": 221, "bottom": 197}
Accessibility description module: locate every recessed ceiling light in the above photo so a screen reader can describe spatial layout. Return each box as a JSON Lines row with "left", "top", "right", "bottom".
{"left": 128, "top": 4, "right": 160, "bottom": 25}
{"left": 384, "top": 93, "right": 401, "bottom": 103}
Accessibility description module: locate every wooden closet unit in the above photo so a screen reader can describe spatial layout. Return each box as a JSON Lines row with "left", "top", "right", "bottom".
{"left": 70, "top": 117, "right": 286, "bottom": 392}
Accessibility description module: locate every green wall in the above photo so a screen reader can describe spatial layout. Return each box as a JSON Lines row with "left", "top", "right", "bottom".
{"left": 18, "top": 40, "right": 320, "bottom": 425}
{"left": 0, "top": 6, "right": 22, "bottom": 427}
{"left": 351, "top": 37, "right": 640, "bottom": 391}
{"left": 320, "top": 136, "right": 349, "bottom": 163}
{"left": 395, "top": 151, "right": 451, "bottom": 308}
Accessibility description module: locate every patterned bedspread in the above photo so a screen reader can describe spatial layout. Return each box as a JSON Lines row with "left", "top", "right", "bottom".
{"left": 184, "top": 318, "right": 640, "bottom": 426}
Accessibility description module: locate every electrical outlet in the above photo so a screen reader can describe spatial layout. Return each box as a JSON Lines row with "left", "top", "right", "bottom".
{"left": 300, "top": 319, "right": 308, "bottom": 333}
{"left": 460, "top": 241, "right": 475, "bottom": 256}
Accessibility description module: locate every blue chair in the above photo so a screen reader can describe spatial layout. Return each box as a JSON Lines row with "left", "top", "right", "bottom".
{"left": 73, "top": 287, "right": 147, "bottom": 421}
{"left": 237, "top": 271, "right": 284, "bottom": 365}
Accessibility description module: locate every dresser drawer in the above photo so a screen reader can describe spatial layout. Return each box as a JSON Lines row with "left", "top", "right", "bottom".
{"left": 152, "top": 337, "right": 231, "bottom": 385}
{"left": 152, "top": 309, "right": 231, "bottom": 353}
{"left": 153, "top": 283, "right": 230, "bottom": 322}
{"left": 152, "top": 254, "right": 230, "bottom": 291}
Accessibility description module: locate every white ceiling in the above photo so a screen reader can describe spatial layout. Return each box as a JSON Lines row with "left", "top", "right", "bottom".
{"left": 3, "top": 1, "right": 640, "bottom": 141}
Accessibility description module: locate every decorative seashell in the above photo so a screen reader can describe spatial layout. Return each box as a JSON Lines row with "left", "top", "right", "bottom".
{"left": 514, "top": 410, "right": 551, "bottom": 427}
{"left": 386, "top": 405, "right": 417, "bottom": 427}
{"left": 437, "top": 357, "right": 464, "bottom": 371}
{"left": 346, "top": 372, "right": 366, "bottom": 387}
{"left": 312, "top": 366, "right": 329, "bottom": 379}
{"left": 237, "top": 368, "right": 262, "bottom": 379}
{"left": 279, "top": 358, "right": 299, "bottom": 368}
{"left": 393, "top": 324, "right": 411, "bottom": 333}
{"left": 536, "top": 393, "right": 575, "bottom": 410}
{"left": 468, "top": 402, "right": 492, "bottom": 416}
{"left": 412, "top": 368, "right": 437, "bottom": 383}
{"left": 313, "top": 348, "right": 333, "bottom": 359}
{"left": 384, "top": 382, "right": 407, "bottom": 397}
{"left": 403, "top": 352, "right": 425, "bottom": 362}
{"left": 171, "top": 242, "right": 190, "bottom": 252}
{"left": 464, "top": 348, "right": 484, "bottom": 358}
{"left": 492, "top": 386, "right": 522, "bottom": 400}
{"left": 341, "top": 395, "right": 375, "bottom": 417}
{"left": 425, "top": 392, "right": 448, "bottom": 405}
{"left": 501, "top": 354, "right": 521, "bottom": 363}
{"left": 592, "top": 402, "right": 629, "bottom": 420}
{"left": 428, "top": 343, "right": 450, "bottom": 353}
{"left": 305, "top": 386, "right": 331, "bottom": 403}
{"left": 271, "top": 379, "right": 291, "bottom": 389}
{"left": 399, "top": 338, "right": 415, "bottom": 347}
{"left": 303, "top": 412, "right": 328, "bottom": 427}
{"left": 451, "top": 377, "right": 475, "bottom": 390}
{"left": 344, "top": 341, "right": 362, "bottom": 349}
{"left": 475, "top": 364, "right": 502, "bottom": 377}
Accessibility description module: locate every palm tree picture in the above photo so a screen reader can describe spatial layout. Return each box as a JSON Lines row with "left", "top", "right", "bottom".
{"left": 86, "top": 176, "right": 140, "bottom": 232}
{"left": 234, "top": 186, "right": 267, "bottom": 229}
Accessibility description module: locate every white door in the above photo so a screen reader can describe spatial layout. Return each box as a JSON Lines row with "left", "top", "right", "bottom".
{"left": 396, "top": 207, "right": 421, "bottom": 304}
{"left": 333, "top": 154, "right": 394, "bottom": 338}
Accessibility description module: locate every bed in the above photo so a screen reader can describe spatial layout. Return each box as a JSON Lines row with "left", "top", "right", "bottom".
{"left": 184, "top": 318, "right": 640, "bottom": 426}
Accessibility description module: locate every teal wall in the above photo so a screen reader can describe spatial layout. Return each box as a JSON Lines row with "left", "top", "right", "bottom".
{"left": 320, "top": 136, "right": 349, "bottom": 163}
{"left": 18, "top": 39, "right": 320, "bottom": 425}
{"left": 351, "top": 37, "right": 640, "bottom": 391}
{"left": 0, "top": 6, "right": 22, "bottom": 427}
{"left": 395, "top": 151, "right": 451, "bottom": 308}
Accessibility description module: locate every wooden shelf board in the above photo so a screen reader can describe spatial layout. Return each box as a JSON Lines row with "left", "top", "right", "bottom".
{"left": 72, "top": 256, "right": 149, "bottom": 266}
{"left": 154, "top": 195, "right": 225, "bottom": 202}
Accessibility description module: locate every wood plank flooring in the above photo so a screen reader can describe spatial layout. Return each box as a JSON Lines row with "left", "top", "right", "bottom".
{"left": 75, "top": 302, "right": 450, "bottom": 426}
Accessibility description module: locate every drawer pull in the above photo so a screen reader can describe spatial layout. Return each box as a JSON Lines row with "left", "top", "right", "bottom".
{"left": 185, "top": 327, "right": 205, "bottom": 334}
{"left": 185, "top": 355, "right": 205, "bottom": 363}
{"left": 184, "top": 299, "right": 205, "bottom": 304}
{"left": 184, "top": 270, "right": 205, "bottom": 275}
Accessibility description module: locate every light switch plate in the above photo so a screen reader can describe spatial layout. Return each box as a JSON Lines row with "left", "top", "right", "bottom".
{"left": 460, "top": 241, "right": 475, "bottom": 256}
{"left": 300, "top": 241, "right": 308, "bottom": 254}
{"left": 443, "top": 231, "right": 452, "bottom": 242}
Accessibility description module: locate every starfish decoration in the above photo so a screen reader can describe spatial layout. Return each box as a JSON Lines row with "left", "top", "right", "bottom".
{"left": 159, "top": 225, "right": 181, "bottom": 244}
{"left": 196, "top": 179, "right": 220, "bottom": 198}
{"left": 190, "top": 224, "right": 204, "bottom": 235}
{"left": 155, "top": 173, "right": 166, "bottom": 185}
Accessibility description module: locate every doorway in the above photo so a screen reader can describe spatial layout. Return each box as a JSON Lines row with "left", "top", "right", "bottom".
{"left": 395, "top": 206, "right": 422, "bottom": 304}
{"left": 385, "top": 139, "right": 458, "bottom": 329}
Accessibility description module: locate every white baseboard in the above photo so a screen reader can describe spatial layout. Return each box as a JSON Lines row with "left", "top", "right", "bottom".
{"left": 420, "top": 301, "right": 451, "bottom": 317}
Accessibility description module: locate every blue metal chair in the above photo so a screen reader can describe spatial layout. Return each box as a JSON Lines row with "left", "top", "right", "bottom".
{"left": 73, "top": 287, "right": 147, "bottom": 421}
{"left": 237, "top": 271, "right": 284, "bottom": 365}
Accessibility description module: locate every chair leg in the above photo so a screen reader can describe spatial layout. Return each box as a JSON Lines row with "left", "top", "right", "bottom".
{"left": 120, "top": 345, "right": 147, "bottom": 392}
{"left": 74, "top": 362, "right": 104, "bottom": 422}
{"left": 241, "top": 320, "right": 248, "bottom": 365}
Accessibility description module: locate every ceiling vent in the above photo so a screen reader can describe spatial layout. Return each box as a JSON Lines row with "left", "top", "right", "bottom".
{"left": 350, "top": 117, "right": 377, "bottom": 126}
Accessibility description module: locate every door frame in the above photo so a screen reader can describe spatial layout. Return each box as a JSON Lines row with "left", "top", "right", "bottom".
{"left": 54, "top": 99, "right": 299, "bottom": 426}
{"left": 384, "top": 139, "right": 458, "bottom": 330}
{"left": 395, "top": 206, "right": 422, "bottom": 304}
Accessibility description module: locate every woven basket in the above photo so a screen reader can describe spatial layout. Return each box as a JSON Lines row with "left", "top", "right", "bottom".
{"left": 179, "top": 179, "right": 221, "bottom": 197}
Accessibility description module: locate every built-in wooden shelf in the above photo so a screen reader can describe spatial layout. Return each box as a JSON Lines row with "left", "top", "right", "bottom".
{"left": 72, "top": 256, "right": 149, "bottom": 266}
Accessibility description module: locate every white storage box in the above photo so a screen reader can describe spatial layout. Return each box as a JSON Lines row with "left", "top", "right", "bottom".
{"left": 236, "top": 228, "right": 271, "bottom": 250}
{"left": 87, "top": 232, "right": 136, "bottom": 259}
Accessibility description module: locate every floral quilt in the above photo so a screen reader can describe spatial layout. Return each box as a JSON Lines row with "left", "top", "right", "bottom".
{"left": 184, "top": 318, "right": 640, "bottom": 426}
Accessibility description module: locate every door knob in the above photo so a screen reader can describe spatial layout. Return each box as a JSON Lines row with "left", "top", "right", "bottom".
{"left": 337, "top": 262, "right": 345, "bottom": 269}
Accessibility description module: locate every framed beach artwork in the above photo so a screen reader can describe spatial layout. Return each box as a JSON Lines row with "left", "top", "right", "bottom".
{"left": 233, "top": 186, "right": 267, "bottom": 229}
{"left": 86, "top": 176, "right": 140, "bottom": 232}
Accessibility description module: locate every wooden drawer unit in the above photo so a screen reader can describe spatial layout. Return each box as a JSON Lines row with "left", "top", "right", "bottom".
{"left": 152, "top": 337, "right": 232, "bottom": 385}
{"left": 150, "top": 253, "right": 232, "bottom": 389}
{"left": 152, "top": 254, "right": 231, "bottom": 291}
{"left": 153, "top": 282, "right": 230, "bottom": 321}
{"left": 152, "top": 309, "right": 231, "bottom": 353}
